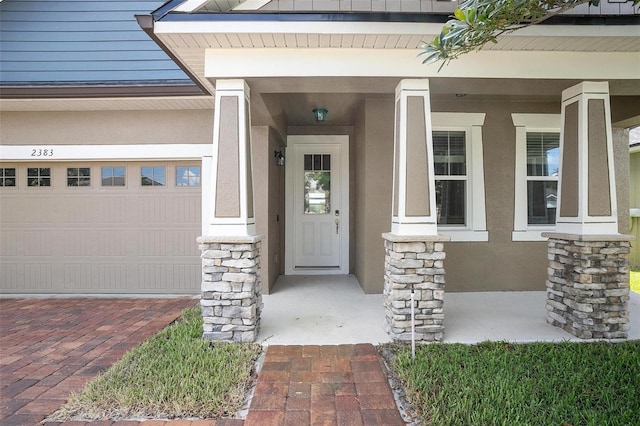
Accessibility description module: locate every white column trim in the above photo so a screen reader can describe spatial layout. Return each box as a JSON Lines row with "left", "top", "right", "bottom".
{"left": 209, "top": 79, "right": 256, "bottom": 237}
{"left": 391, "top": 79, "right": 438, "bottom": 236}
{"left": 556, "top": 81, "right": 618, "bottom": 235}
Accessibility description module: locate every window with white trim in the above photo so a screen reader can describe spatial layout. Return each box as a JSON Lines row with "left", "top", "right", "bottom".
{"left": 176, "top": 165, "right": 201, "bottom": 187}
{"left": 512, "top": 114, "right": 561, "bottom": 241}
{"left": 432, "top": 112, "right": 487, "bottom": 242}
{"left": 0, "top": 168, "right": 16, "bottom": 187}
{"left": 67, "top": 167, "right": 91, "bottom": 187}
{"left": 27, "top": 167, "right": 51, "bottom": 187}
{"left": 141, "top": 166, "right": 165, "bottom": 187}
{"left": 101, "top": 166, "right": 126, "bottom": 187}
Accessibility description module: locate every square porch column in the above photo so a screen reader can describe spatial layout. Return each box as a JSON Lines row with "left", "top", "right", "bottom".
{"left": 383, "top": 79, "right": 450, "bottom": 342}
{"left": 199, "top": 79, "right": 262, "bottom": 343}
{"left": 544, "top": 82, "right": 634, "bottom": 339}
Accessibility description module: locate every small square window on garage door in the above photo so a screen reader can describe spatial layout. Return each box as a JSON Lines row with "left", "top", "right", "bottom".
{"left": 101, "top": 166, "right": 126, "bottom": 187}
{"left": 141, "top": 166, "right": 166, "bottom": 187}
{"left": 176, "top": 166, "right": 201, "bottom": 187}
{"left": 67, "top": 167, "right": 91, "bottom": 187}
{"left": 0, "top": 168, "right": 16, "bottom": 187}
{"left": 27, "top": 167, "right": 51, "bottom": 187}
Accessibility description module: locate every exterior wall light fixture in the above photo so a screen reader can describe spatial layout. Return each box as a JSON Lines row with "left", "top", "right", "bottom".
{"left": 274, "top": 150, "right": 285, "bottom": 166}
{"left": 313, "top": 108, "right": 328, "bottom": 122}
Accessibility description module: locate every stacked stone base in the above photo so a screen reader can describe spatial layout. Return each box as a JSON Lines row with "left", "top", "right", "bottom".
{"left": 544, "top": 233, "right": 633, "bottom": 339}
{"left": 197, "top": 235, "right": 262, "bottom": 343}
{"left": 382, "top": 233, "right": 450, "bottom": 342}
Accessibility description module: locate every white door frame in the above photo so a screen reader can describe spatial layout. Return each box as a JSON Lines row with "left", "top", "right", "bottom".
{"left": 285, "top": 135, "right": 349, "bottom": 275}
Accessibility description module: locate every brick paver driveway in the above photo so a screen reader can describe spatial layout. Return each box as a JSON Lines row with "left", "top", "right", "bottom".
{"left": 0, "top": 297, "right": 197, "bottom": 425}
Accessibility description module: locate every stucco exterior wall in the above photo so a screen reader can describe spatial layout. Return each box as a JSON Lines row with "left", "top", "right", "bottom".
{"left": 438, "top": 99, "right": 555, "bottom": 292}
{"left": 352, "top": 97, "right": 632, "bottom": 292}
{"left": 252, "top": 126, "right": 286, "bottom": 294}
{"left": 354, "top": 98, "right": 394, "bottom": 294}
{"left": 0, "top": 110, "right": 213, "bottom": 145}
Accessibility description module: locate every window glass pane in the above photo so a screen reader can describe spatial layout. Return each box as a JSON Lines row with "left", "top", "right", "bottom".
{"left": 67, "top": 167, "right": 91, "bottom": 187}
{"left": 304, "top": 154, "right": 312, "bottom": 171}
{"left": 435, "top": 180, "right": 465, "bottom": 225}
{"left": 27, "top": 167, "right": 50, "bottom": 187}
{"left": 0, "top": 168, "right": 16, "bottom": 187}
{"left": 176, "top": 166, "right": 201, "bottom": 187}
{"left": 527, "top": 132, "right": 560, "bottom": 177}
{"left": 313, "top": 154, "right": 322, "bottom": 171}
{"left": 322, "top": 155, "right": 331, "bottom": 171}
{"left": 141, "top": 166, "right": 165, "bottom": 186}
{"left": 304, "top": 171, "right": 331, "bottom": 214}
{"left": 527, "top": 181, "right": 557, "bottom": 225}
{"left": 154, "top": 166, "right": 165, "bottom": 186}
{"left": 101, "top": 166, "right": 125, "bottom": 186}
{"left": 433, "top": 131, "right": 466, "bottom": 176}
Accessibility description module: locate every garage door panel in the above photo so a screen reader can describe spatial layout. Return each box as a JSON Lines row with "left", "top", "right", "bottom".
{"left": 0, "top": 263, "right": 54, "bottom": 291}
{"left": 0, "top": 161, "right": 201, "bottom": 294}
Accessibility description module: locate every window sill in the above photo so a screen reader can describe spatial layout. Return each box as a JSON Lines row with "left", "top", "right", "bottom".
{"left": 512, "top": 229, "right": 555, "bottom": 242}
{"left": 438, "top": 229, "right": 489, "bottom": 242}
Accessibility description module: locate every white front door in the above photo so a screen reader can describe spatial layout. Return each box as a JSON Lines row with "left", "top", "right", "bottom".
{"left": 285, "top": 135, "right": 349, "bottom": 274}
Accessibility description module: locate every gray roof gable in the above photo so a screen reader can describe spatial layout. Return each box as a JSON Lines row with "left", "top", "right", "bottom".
{"left": 0, "top": 0, "right": 193, "bottom": 90}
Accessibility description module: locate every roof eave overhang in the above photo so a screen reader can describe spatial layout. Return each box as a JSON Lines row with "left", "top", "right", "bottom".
{"left": 136, "top": 13, "right": 213, "bottom": 96}
{"left": 0, "top": 83, "right": 205, "bottom": 100}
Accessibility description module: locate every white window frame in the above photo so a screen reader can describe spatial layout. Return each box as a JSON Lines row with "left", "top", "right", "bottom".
{"left": 511, "top": 113, "right": 561, "bottom": 241}
{"left": 432, "top": 112, "right": 487, "bottom": 242}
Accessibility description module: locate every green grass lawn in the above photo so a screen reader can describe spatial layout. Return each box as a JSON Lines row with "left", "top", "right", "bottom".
{"left": 385, "top": 341, "right": 640, "bottom": 426}
{"left": 631, "top": 269, "right": 640, "bottom": 293}
{"left": 49, "top": 307, "right": 261, "bottom": 422}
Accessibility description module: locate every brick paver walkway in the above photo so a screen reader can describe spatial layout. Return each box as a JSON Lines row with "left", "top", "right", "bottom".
{"left": 245, "top": 344, "right": 405, "bottom": 426}
{"left": 0, "top": 298, "right": 197, "bottom": 426}
{"left": 1, "top": 299, "right": 406, "bottom": 425}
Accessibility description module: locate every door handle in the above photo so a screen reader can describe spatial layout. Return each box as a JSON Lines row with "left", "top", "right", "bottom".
{"left": 335, "top": 218, "right": 339, "bottom": 234}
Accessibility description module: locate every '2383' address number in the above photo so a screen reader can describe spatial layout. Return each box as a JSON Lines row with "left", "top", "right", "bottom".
{"left": 31, "top": 148, "right": 54, "bottom": 157}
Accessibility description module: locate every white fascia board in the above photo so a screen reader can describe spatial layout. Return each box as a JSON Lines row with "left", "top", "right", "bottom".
{"left": 204, "top": 48, "right": 640, "bottom": 80}
{"left": 155, "top": 20, "right": 444, "bottom": 36}
{"left": 156, "top": 19, "right": 636, "bottom": 38}
{"left": 0, "top": 144, "right": 212, "bottom": 161}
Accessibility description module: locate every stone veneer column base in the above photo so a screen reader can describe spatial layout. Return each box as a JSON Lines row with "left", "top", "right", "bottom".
{"left": 197, "top": 235, "right": 263, "bottom": 343}
{"left": 543, "top": 232, "right": 635, "bottom": 339}
{"left": 382, "top": 233, "right": 450, "bottom": 342}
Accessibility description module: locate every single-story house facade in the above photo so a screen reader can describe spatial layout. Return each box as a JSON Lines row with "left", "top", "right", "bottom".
{"left": 1, "top": 0, "right": 638, "bottom": 341}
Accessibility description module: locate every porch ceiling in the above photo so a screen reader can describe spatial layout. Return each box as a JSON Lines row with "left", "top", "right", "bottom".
{"left": 248, "top": 77, "right": 640, "bottom": 128}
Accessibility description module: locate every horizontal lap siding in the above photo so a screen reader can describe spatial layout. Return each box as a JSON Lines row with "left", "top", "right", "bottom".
{"left": 0, "top": 0, "right": 189, "bottom": 84}
{"left": 0, "top": 161, "right": 201, "bottom": 294}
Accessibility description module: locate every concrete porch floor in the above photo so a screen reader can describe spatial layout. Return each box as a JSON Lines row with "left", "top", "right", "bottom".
{"left": 257, "top": 274, "right": 640, "bottom": 345}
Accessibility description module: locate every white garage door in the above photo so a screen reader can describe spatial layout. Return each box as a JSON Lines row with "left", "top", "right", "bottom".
{"left": 0, "top": 161, "right": 201, "bottom": 294}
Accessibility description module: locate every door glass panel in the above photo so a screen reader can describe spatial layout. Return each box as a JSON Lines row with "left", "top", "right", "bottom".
{"left": 304, "top": 154, "right": 331, "bottom": 214}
